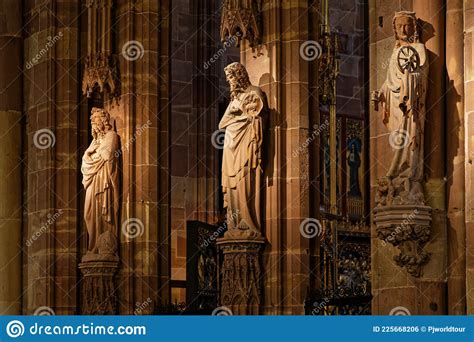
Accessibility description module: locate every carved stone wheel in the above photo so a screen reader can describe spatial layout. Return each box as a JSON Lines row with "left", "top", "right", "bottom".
{"left": 397, "top": 45, "right": 420, "bottom": 73}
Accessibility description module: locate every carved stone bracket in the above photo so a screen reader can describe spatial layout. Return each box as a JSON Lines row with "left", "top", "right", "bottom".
{"left": 220, "top": 0, "right": 262, "bottom": 49}
{"left": 374, "top": 205, "right": 432, "bottom": 277}
{"left": 217, "top": 235, "right": 265, "bottom": 315}
{"left": 79, "top": 260, "right": 119, "bottom": 315}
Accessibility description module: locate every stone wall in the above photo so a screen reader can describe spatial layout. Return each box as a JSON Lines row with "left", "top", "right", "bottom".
{"left": 168, "top": 0, "right": 239, "bottom": 303}
{"left": 241, "top": 0, "right": 320, "bottom": 314}
{"left": 331, "top": 0, "right": 367, "bottom": 119}
{"left": 23, "top": 0, "right": 82, "bottom": 315}
{"left": 464, "top": 0, "right": 474, "bottom": 314}
{"left": 0, "top": 0, "right": 22, "bottom": 315}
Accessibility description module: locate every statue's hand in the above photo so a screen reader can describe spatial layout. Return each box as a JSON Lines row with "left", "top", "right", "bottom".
{"left": 86, "top": 147, "right": 96, "bottom": 156}
{"left": 371, "top": 90, "right": 381, "bottom": 111}
{"left": 371, "top": 90, "right": 380, "bottom": 102}
{"left": 229, "top": 105, "right": 241, "bottom": 116}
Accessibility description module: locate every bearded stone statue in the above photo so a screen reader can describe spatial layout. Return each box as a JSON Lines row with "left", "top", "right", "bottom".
{"left": 372, "top": 11, "right": 428, "bottom": 206}
{"left": 219, "top": 62, "right": 266, "bottom": 237}
{"left": 81, "top": 107, "right": 120, "bottom": 261}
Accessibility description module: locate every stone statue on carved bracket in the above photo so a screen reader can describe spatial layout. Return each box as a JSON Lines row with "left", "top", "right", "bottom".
{"left": 372, "top": 11, "right": 428, "bottom": 206}
{"left": 372, "top": 11, "right": 433, "bottom": 278}
{"left": 81, "top": 107, "right": 120, "bottom": 261}
{"left": 219, "top": 62, "right": 265, "bottom": 238}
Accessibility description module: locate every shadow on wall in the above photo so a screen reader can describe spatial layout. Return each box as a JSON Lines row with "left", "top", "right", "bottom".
{"left": 258, "top": 72, "right": 279, "bottom": 188}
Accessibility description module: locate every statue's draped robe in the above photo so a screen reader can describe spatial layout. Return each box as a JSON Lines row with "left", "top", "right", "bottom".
{"left": 219, "top": 86, "right": 264, "bottom": 232}
{"left": 81, "top": 131, "right": 120, "bottom": 253}
{"left": 380, "top": 42, "right": 428, "bottom": 181}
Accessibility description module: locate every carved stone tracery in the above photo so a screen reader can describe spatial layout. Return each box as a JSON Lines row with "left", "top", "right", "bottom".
{"left": 83, "top": 53, "right": 118, "bottom": 98}
{"left": 217, "top": 238, "right": 264, "bottom": 315}
{"left": 79, "top": 261, "right": 118, "bottom": 315}
{"left": 220, "top": 0, "right": 262, "bottom": 49}
{"left": 82, "top": 0, "right": 118, "bottom": 98}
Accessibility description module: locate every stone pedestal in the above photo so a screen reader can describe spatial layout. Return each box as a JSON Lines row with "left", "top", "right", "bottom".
{"left": 217, "top": 233, "right": 265, "bottom": 315}
{"left": 79, "top": 259, "right": 119, "bottom": 315}
{"left": 374, "top": 205, "right": 432, "bottom": 277}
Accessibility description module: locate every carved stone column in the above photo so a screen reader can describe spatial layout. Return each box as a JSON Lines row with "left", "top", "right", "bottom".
{"left": 79, "top": 260, "right": 119, "bottom": 314}
{"left": 217, "top": 236, "right": 265, "bottom": 315}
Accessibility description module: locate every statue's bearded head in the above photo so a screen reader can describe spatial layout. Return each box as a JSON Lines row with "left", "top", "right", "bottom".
{"left": 393, "top": 11, "right": 419, "bottom": 46}
{"left": 90, "top": 107, "right": 112, "bottom": 140}
{"left": 224, "top": 62, "right": 251, "bottom": 100}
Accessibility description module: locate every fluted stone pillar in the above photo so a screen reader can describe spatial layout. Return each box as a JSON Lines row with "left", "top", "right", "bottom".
{"left": 413, "top": 0, "right": 447, "bottom": 315}
{"left": 240, "top": 0, "right": 320, "bottom": 314}
{"left": 0, "top": 0, "right": 22, "bottom": 314}
{"left": 446, "top": 0, "right": 466, "bottom": 315}
{"left": 112, "top": 0, "right": 171, "bottom": 314}
{"left": 24, "top": 0, "right": 81, "bottom": 315}
{"left": 464, "top": 0, "right": 474, "bottom": 314}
